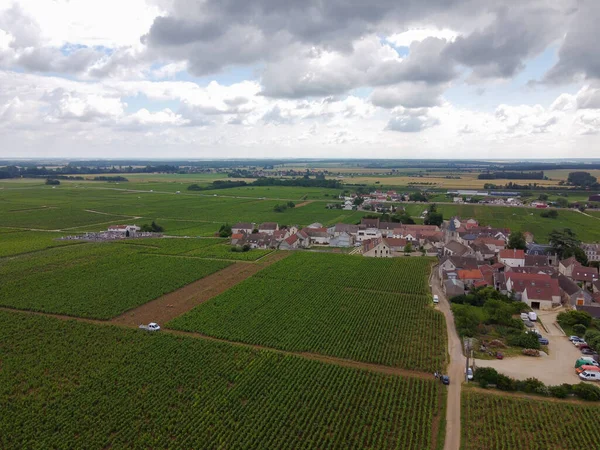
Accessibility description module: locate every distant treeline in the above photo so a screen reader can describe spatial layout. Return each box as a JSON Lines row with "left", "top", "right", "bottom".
{"left": 188, "top": 177, "right": 342, "bottom": 192}
{"left": 0, "top": 164, "right": 179, "bottom": 179}
{"left": 478, "top": 171, "right": 545, "bottom": 180}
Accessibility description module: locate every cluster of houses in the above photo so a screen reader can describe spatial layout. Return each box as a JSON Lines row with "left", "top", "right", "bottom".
{"left": 437, "top": 217, "right": 600, "bottom": 315}
{"left": 60, "top": 224, "right": 153, "bottom": 242}
{"left": 230, "top": 218, "right": 444, "bottom": 254}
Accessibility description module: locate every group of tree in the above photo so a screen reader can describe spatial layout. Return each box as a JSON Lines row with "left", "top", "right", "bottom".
{"left": 540, "top": 209, "right": 558, "bottom": 218}
{"left": 506, "top": 231, "right": 527, "bottom": 250}
{"left": 423, "top": 204, "right": 443, "bottom": 226}
{"left": 45, "top": 178, "right": 60, "bottom": 185}
{"left": 140, "top": 221, "right": 164, "bottom": 233}
{"left": 188, "top": 177, "right": 342, "bottom": 192}
{"left": 549, "top": 228, "right": 588, "bottom": 265}
{"left": 567, "top": 171, "right": 598, "bottom": 188}
{"left": 273, "top": 201, "right": 296, "bottom": 213}
{"left": 219, "top": 224, "right": 232, "bottom": 238}
{"left": 188, "top": 180, "right": 247, "bottom": 191}
{"left": 478, "top": 171, "right": 545, "bottom": 180}
{"left": 0, "top": 164, "right": 179, "bottom": 179}
{"left": 473, "top": 367, "right": 600, "bottom": 401}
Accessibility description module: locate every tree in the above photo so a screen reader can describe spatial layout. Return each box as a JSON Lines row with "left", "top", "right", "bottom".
{"left": 45, "top": 178, "right": 60, "bottom": 185}
{"left": 538, "top": 194, "right": 548, "bottom": 201}
{"left": 219, "top": 224, "right": 232, "bottom": 238}
{"left": 286, "top": 201, "right": 296, "bottom": 208}
{"left": 507, "top": 231, "right": 527, "bottom": 250}
{"left": 548, "top": 228, "right": 580, "bottom": 258}
{"left": 540, "top": 209, "right": 558, "bottom": 219}
{"left": 568, "top": 171, "right": 598, "bottom": 187}
{"left": 404, "top": 242, "right": 413, "bottom": 255}
{"left": 353, "top": 196, "right": 364, "bottom": 206}
{"left": 555, "top": 197, "right": 569, "bottom": 208}
{"left": 562, "top": 246, "right": 588, "bottom": 266}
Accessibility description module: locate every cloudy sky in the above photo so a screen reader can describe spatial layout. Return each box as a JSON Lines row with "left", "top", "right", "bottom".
{"left": 1, "top": 0, "right": 599, "bottom": 159}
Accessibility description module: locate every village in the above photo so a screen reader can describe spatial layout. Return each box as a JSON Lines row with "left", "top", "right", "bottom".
{"left": 230, "top": 216, "right": 600, "bottom": 318}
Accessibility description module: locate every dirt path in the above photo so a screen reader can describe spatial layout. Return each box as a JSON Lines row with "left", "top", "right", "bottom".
{"left": 432, "top": 267, "right": 464, "bottom": 450}
{"left": 294, "top": 201, "right": 313, "bottom": 208}
{"left": 110, "top": 251, "right": 288, "bottom": 326}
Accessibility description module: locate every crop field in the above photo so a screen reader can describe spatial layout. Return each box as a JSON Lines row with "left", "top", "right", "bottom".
{"left": 169, "top": 253, "right": 447, "bottom": 371}
{"left": 116, "top": 237, "right": 272, "bottom": 261}
{"left": 199, "top": 185, "right": 344, "bottom": 200}
{"left": 0, "top": 311, "right": 442, "bottom": 449}
{"left": 0, "top": 184, "right": 363, "bottom": 231}
{"left": 462, "top": 390, "right": 600, "bottom": 450}
{"left": 0, "top": 244, "right": 231, "bottom": 318}
{"left": 403, "top": 204, "right": 600, "bottom": 243}
{"left": 0, "top": 230, "right": 83, "bottom": 257}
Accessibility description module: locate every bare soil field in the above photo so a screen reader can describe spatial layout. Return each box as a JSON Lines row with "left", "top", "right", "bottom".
{"left": 110, "top": 251, "right": 289, "bottom": 326}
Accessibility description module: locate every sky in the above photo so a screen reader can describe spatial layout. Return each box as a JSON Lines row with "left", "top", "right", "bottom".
{"left": 1, "top": 0, "right": 600, "bottom": 159}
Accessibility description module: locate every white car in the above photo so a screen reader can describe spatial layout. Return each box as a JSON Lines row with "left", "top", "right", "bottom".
{"left": 520, "top": 313, "right": 529, "bottom": 320}
{"left": 433, "top": 295, "right": 439, "bottom": 304}
{"left": 139, "top": 322, "right": 161, "bottom": 332}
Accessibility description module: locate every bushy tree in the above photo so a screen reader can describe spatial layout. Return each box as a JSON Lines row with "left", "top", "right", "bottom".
{"left": 549, "top": 228, "right": 580, "bottom": 258}
{"left": 557, "top": 310, "right": 592, "bottom": 328}
{"left": 507, "top": 231, "right": 527, "bottom": 250}
{"left": 219, "top": 224, "right": 232, "bottom": 238}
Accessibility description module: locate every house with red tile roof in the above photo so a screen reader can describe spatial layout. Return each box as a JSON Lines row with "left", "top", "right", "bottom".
{"left": 457, "top": 269, "right": 485, "bottom": 287}
{"left": 505, "top": 272, "right": 560, "bottom": 310}
{"left": 498, "top": 249, "right": 525, "bottom": 268}
{"left": 279, "top": 234, "right": 299, "bottom": 250}
{"left": 572, "top": 265, "right": 599, "bottom": 288}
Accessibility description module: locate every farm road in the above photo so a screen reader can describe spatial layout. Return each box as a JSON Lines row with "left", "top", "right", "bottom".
{"left": 110, "top": 251, "right": 289, "bottom": 326}
{"left": 432, "top": 268, "right": 465, "bottom": 450}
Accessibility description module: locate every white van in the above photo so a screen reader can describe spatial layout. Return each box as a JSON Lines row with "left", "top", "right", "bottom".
{"left": 528, "top": 311, "right": 537, "bottom": 321}
{"left": 433, "top": 295, "right": 439, "bottom": 304}
{"left": 579, "top": 370, "right": 600, "bottom": 381}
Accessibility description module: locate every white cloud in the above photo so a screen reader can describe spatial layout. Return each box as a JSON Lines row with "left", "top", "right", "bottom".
{"left": 386, "top": 28, "right": 459, "bottom": 47}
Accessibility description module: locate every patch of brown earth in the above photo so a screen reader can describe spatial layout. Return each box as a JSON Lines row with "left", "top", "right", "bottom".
{"left": 109, "top": 251, "right": 289, "bottom": 326}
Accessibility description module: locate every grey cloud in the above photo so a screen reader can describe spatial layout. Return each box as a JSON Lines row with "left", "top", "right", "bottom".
{"left": 545, "top": 3, "right": 600, "bottom": 83}
{"left": 444, "top": 3, "right": 570, "bottom": 80}
{"left": 386, "top": 109, "right": 439, "bottom": 132}
{"left": 371, "top": 83, "right": 446, "bottom": 109}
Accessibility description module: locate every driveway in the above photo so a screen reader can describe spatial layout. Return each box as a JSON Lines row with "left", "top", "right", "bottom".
{"left": 474, "top": 308, "right": 582, "bottom": 385}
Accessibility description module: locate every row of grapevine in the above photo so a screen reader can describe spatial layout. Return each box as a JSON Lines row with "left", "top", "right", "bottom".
{"left": 462, "top": 390, "right": 600, "bottom": 449}
{"left": 169, "top": 275, "right": 446, "bottom": 372}
{"left": 0, "top": 243, "right": 231, "bottom": 318}
{"left": 254, "top": 251, "right": 433, "bottom": 295}
{"left": 0, "top": 310, "right": 440, "bottom": 449}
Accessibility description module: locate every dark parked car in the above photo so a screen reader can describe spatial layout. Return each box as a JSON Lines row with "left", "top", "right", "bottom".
{"left": 441, "top": 375, "right": 450, "bottom": 385}
{"left": 581, "top": 348, "right": 596, "bottom": 355}
{"left": 538, "top": 337, "right": 549, "bottom": 345}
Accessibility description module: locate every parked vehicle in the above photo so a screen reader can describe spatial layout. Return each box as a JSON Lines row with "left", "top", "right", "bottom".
{"left": 580, "top": 357, "right": 599, "bottom": 365}
{"left": 571, "top": 336, "right": 585, "bottom": 343}
{"left": 466, "top": 368, "right": 473, "bottom": 380}
{"left": 574, "top": 341, "right": 588, "bottom": 348}
{"left": 530, "top": 328, "right": 541, "bottom": 336}
{"left": 433, "top": 295, "right": 439, "bottom": 304}
{"left": 576, "top": 365, "right": 600, "bottom": 375}
{"left": 579, "top": 370, "right": 600, "bottom": 381}
{"left": 441, "top": 375, "right": 450, "bottom": 385}
{"left": 575, "top": 359, "right": 594, "bottom": 368}
{"left": 520, "top": 313, "right": 529, "bottom": 320}
{"left": 538, "top": 337, "right": 549, "bottom": 345}
{"left": 524, "top": 320, "right": 534, "bottom": 328}
{"left": 139, "top": 322, "right": 161, "bottom": 332}
{"left": 528, "top": 311, "right": 537, "bottom": 321}
{"left": 495, "top": 352, "right": 504, "bottom": 359}
{"left": 581, "top": 348, "right": 596, "bottom": 355}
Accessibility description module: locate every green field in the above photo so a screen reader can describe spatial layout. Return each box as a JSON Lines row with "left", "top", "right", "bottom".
{"left": 116, "top": 237, "right": 273, "bottom": 261}
{"left": 0, "top": 311, "right": 442, "bottom": 449}
{"left": 0, "top": 244, "right": 231, "bottom": 318}
{"left": 0, "top": 183, "right": 362, "bottom": 232}
{"left": 403, "top": 204, "right": 600, "bottom": 242}
{"left": 0, "top": 230, "right": 84, "bottom": 257}
{"left": 462, "top": 390, "right": 600, "bottom": 450}
{"left": 169, "top": 253, "right": 447, "bottom": 371}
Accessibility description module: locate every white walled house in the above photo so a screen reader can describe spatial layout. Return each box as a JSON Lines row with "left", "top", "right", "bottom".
{"left": 362, "top": 238, "right": 391, "bottom": 257}
{"left": 232, "top": 222, "right": 254, "bottom": 234}
{"left": 498, "top": 249, "right": 525, "bottom": 268}
{"left": 357, "top": 228, "right": 382, "bottom": 242}
{"left": 108, "top": 225, "right": 140, "bottom": 234}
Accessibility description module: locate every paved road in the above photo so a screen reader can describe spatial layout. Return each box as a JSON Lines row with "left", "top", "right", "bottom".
{"left": 432, "top": 268, "right": 465, "bottom": 450}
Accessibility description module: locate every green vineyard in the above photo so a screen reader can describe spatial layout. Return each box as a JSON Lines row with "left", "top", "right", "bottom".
{"left": 462, "top": 390, "right": 600, "bottom": 449}
{"left": 0, "top": 244, "right": 231, "bottom": 318}
{"left": 169, "top": 253, "right": 446, "bottom": 371}
{"left": 0, "top": 311, "right": 441, "bottom": 449}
